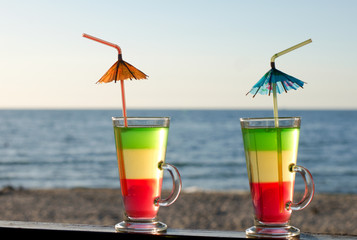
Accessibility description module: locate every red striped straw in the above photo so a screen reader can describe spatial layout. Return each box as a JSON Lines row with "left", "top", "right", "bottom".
{"left": 82, "top": 33, "right": 128, "bottom": 127}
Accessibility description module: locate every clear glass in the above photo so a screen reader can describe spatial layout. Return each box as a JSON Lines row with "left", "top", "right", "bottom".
{"left": 240, "top": 117, "right": 314, "bottom": 238}
{"left": 112, "top": 117, "right": 182, "bottom": 233}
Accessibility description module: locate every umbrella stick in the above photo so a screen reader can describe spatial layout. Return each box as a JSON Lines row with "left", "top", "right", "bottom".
{"left": 272, "top": 83, "right": 279, "bottom": 127}
{"left": 120, "top": 80, "right": 128, "bottom": 127}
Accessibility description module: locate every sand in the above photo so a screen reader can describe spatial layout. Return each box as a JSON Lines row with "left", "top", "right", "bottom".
{"left": 0, "top": 187, "right": 355, "bottom": 236}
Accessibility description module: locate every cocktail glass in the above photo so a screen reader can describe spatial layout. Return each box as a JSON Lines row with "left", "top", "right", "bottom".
{"left": 240, "top": 117, "right": 314, "bottom": 238}
{"left": 112, "top": 117, "right": 182, "bottom": 233}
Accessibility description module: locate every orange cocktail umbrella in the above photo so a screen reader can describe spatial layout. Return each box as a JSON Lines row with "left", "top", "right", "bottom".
{"left": 83, "top": 33, "right": 148, "bottom": 126}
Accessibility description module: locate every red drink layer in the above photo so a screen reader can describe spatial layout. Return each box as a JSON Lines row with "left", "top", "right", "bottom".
{"left": 120, "top": 178, "right": 163, "bottom": 219}
{"left": 250, "top": 181, "right": 294, "bottom": 224}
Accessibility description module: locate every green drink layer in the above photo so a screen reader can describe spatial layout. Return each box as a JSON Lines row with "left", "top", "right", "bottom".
{"left": 114, "top": 127, "right": 169, "bottom": 149}
{"left": 242, "top": 127, "right": 300, "bottom": 151}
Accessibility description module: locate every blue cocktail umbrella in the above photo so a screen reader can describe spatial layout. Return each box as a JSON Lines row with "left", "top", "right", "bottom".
{"left": 246, "top": 39, "right": 312, "bottom": 127}
{"left": 247, "top": 68, "right": 305, "bottom": 97}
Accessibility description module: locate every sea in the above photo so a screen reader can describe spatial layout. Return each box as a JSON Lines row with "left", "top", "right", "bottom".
{"left": 0, "top": 109, "right": 356, "bottom": 194}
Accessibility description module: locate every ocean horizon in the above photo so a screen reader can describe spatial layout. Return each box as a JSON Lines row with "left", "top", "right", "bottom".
{"left": 0, "top": 109, "right": 356, "bottom": 194}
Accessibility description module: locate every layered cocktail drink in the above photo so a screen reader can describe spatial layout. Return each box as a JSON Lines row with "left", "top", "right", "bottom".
{"left": 241, "top": 117, "right": 314, "bottom": 238}
{"left": 114, "top": 126, "right": 168, "bottom": 219}
{"left": 242, "top": 126, "right": 299, "bottom": 224}
{"left": 113, "top": 117, "right": 181, "bottom": 233}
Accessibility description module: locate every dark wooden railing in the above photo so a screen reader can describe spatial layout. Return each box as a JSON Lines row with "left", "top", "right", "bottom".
{"left": 0, "top": 220, "right": 355, "bottom": 239}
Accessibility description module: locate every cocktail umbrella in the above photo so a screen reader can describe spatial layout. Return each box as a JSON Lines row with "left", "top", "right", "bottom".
{"left": 246, "top": 68, "right": 305, "bottom": 97}
{"left": 247, "top": 39, "right": 311, "bottom": 127}
{"left": 83, "top": 33, "right": 148, "bottom": 126}
{"left": 246, "top": 39, "right": 312, "bottom": 213}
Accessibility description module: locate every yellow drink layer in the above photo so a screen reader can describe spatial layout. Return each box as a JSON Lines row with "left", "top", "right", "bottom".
{"left": 121, "top": 149, "right": 166, "bottom": 179}
{"left": 246, "top": 150, "right": 297, "bottom": 182}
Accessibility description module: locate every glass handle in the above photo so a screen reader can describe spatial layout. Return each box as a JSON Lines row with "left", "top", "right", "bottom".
{"left": 156, "top": 162, "right": 182, "bottom": 207}
{"left": 287, "top": 164, "right": 315, "bottom": 211}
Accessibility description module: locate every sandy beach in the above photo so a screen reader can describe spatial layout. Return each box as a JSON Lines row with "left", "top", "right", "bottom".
{"left": 0, "top": 187, "right": 355, "bottom": 236}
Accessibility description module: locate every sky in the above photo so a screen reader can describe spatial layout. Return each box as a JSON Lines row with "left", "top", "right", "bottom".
{"left": 0, "top": 0, "right": 356, "bottom": 110}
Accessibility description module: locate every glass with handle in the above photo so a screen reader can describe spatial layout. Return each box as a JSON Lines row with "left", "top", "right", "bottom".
{"left": 113, "top": 117, "right": 182, "bottom": 233}
{"left": 240, "top": 117, "right": 314, "bottom": 238}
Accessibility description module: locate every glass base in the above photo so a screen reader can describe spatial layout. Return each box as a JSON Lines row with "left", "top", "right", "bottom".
{"left": 246, "top": 225, "right": 300, "bottom": 239}
{"left": 115, "top": 219, "right": 167, "bottom": 233}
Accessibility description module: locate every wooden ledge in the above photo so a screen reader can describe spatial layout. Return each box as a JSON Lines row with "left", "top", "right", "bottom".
{"left": 0, "top": 220, "right": 355, "bottom": 239}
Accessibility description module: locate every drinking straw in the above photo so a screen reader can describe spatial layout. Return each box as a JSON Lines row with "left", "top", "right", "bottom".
{"left": 82, "top": 33, "right": 128, "bottom": 127}
{"left": 83, "top": 33, "right": 122, "bottom": 54}
{"left": 273, "top": 85, "right": 282, "bottom": 213}
{"left": 270, "top": 39, "right": 312, "bottom": 128}
{"left": 270, "top": 39, "right": 312, "bottom": 213}
{"left": 270, "top": 39, "right": 312, "bottom": 66}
